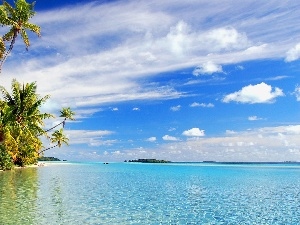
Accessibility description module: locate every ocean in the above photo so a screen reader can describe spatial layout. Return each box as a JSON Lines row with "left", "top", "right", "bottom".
{"left": 0, "top": 162, "right": 300, "bottom": 224}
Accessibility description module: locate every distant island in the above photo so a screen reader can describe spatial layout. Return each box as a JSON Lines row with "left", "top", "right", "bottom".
{"left": 38, "top": 156, "right": 61, "bottom": 161}
{"left": 126, "top": 159, "right": 171, "bottom": 163}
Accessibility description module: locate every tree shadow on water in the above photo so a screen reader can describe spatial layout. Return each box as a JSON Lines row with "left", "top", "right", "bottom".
{"left": 0, "top": 168, "right": 38, "bottom": 225}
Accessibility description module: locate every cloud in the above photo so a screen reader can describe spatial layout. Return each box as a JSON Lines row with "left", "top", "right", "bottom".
{"left": 111, "top": 107, "right": 119, "bottom": 111}
{"left": 226, "top": 130, "right": 237, "bottom": 135}
{"left": 248, "top": 116, "right": 263, "bottom": 121}
{"left": 294, "top": 85, "right": 300, "bottom": 101}
{"left": 266, "top": 75, "right": 289, "bottom": 81}
{"left": 285, "top": 43, "right": 300, "bottom": 62}
{"left": 147, "top": 137, "right": 157, "bottom": 142}
{"left": 192, "top": 61, "right": 223, "bottom": 76}
{"left": 190, "top": 102, "right": 214, "bottom": 108}
{"left": 182, "top": 128, "right": 205, "bottom": 137}
{"left": 235, "top": 65, "right": 244, "bottom": 70}
{"left": 64, "top": 129, "right": 114, "bottom": 146}
{"left": 162, "top": 135, "right": 179, "bottom": 141}
{"left": 222, "top": 82, "right": 284, "bottom": 104}
{"left": 75, "top": 108, "right": 103, "bottom": 119}
{"left": 202, "top": 26, "right": 250, "bottom": 51}
{"left": 166, "top": 21, "right": 191, "bottom": 55}
{"left": 126, "top": 124, "right": 300, "bottom": 162}
{"left": 2, "top": 0, "right": 296, "bottom": 111}
{"left": 54, "top": 124, "right": 300, "bottom": 162}
{"left": 133, "top": 107, "right": 140, "bottom": 111}
{"left": 170, "top": 105, "right": 181, "bottom": 111}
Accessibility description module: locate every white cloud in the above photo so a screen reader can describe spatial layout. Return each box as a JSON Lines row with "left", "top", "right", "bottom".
{"left": 133, "top": 107, "right": 140, "bottom": 111}
{"left": 64, "top": 129, "right": 114, "bottom": 146}
{"left": 124, "top": 124, "right": 300, "bottom": 162}
{"left": 248, "top": 116, "right": 263, "bottom": 121}
{"left": 57, "top": 124, "right": 300, "bottom": 162}
{"left": 235, "top": 65, "right": 244, "bottom": 70}
{"left": 147, "top": 137, "right": 157, "bottom": 142}
{"left": 75, "top": 108, "right": 103, "bottom": 119}
{"left": 166, "top": 20, "right": 191, "bottom": 55}
{"left": 294, "top": 85, "right": 300, "bottom": 101}
{"left": 190, "top": 102, "right": 214, "bottom": 108}
{"left": 168, "top": 127, "right": 176, "bottom": 131}
{"left": 285, "top": 43, "right": 300, "bottom": 62}
{"left": 285, "top": 125, "right": 300, "bottom": 134}
{"left": 226, "top": 130, "right": 237, "bottom": 135}
{"left": 162, "top": 135, "right": 179, "bottom": 141}
{"left": 2, "top": 0, "right": 296, "bottom": 110}
{"left": 193, "top": 61, "right": 223, "bottom": 76}
{"left": 170, "top": 105, "right": 181, "bottom": 111}
{"left": 202, "top": 27, "right": 250, "bottom": 51}
{"left": 111, "top": 107, "right": 119, "bottom": 111}
{"left": 182, "top": 128, "right": 205, "bottom": 137}
{"left": 222, "top": 82, "right": 284, "bottom": 104}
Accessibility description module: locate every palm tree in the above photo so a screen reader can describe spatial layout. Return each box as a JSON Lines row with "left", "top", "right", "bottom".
{"left": 0, "top": 0, "right": 41, "bottom": 71}
{"left": 39, "top": 128, "right": 69, "bottom": 154}
{"left": 51, "top": 128, "right": 69, "bottom": 147}
{"left": 0, "top": 79, "right": 52, "bottom": 128}
{"left": 0, "top": 79, "right": 53, "bottom": 166}
{"left": 60, "top": 107, "right": 75, "bottom": 127}
{"left": 45, "top": 107, "right": 75, "bottom": 132}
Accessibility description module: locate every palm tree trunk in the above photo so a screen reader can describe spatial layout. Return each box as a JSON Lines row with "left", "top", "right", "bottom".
{"left": 38, "top": 143, "right": 59, "bottom": 155}
{"left": 44, "top": 119, "right": 65, "bottom": 133}
{"left": 0, "top": 30, "right": 18, "bottom": 72}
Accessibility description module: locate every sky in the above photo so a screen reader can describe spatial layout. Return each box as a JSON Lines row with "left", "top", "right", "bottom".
{"left": 0, "top": 0, "right": 300, "bottom": 162}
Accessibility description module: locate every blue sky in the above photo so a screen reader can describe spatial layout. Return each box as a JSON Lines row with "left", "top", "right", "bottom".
{"left": 1, "top": 0, "right": 300, "bottom": 162}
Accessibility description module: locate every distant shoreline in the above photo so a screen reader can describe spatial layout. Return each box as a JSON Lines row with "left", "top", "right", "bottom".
{"left": 1, "top": 161, "right": 299, "bottom": 172}
{"left": 173, "top": 161, "right": 300, "bottom": 164}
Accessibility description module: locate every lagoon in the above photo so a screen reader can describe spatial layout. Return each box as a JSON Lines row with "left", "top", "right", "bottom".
{"left": 1, "top": 162, "right": 300, "bottom": 224}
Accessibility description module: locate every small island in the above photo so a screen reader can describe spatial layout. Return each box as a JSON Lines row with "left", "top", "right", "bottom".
{"left": 126, "top": 159, "right": 171, "bottom": 163}
{"left": 38, "top": 156, "right": 61, "bottom": 162}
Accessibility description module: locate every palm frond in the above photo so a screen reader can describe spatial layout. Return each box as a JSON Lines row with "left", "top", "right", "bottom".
{"left": 2, "top": 29, "right": 15, "bottom": 42}
{"left": 60, "top": 107, "right": 75, "bottom": 120}
{"left": 0, "top": 85, "right": 14, "bottom": 106}
{"left": 0, "top": 38, "right": 6, "bottom": 59}
{"left": 23, "top": 22, "right": 40, "bottom": 37}
{"left": 20, "top": 28, "right": 30, "bottom": 49}
{"left": 0, "top": 5, "right": 10, "bottom": 26}
{"left": 3, "top": 2, "right": 15, "bottom": 17}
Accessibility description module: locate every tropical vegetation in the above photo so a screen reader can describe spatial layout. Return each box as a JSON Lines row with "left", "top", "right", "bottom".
{"left": 0, "top": 0, "right": 74, "bottom": 170}
{"left": 127, "top": 159, "right": 171, "bottom": 163}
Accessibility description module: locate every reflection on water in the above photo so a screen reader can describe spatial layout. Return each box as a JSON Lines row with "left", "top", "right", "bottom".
{"left": 1, "top": 163, "right": 300, "bottom": 224}
{"left": 0, "top": 168, "right": 38, "bottom": 225}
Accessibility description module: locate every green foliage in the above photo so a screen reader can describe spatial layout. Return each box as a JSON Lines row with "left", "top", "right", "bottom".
{"left": 128, "top": 159, "right": 171, "bottom": 163}
{"left": 38, "top": 156, "right": 60, "bottom": 161}
{"left": 0, "top": 145, "right": 13, "bottom": 170}
{"left": 60, "top": 107, "right": 75, "bottom": 121}
{"left": 0, "top": 0, "right": 41, "bottom": 70}
{"left": 51, "top": 128, "right": 69, "bottom": 148}
{"left": 0, "top": 80, "right": 49, "bottom": 166}
{"left": 0, "top": 0, "right": 74, "bottom": 170}
{"left": 0, "top": 80, "right": 74, "bottom": 168}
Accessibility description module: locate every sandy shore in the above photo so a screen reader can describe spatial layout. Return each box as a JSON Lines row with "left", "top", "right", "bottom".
{"left": 0, "top": 162, "right": 46, "bottom": 171}
{"left": 0, "top": 161, "right": 74, "bottom": 171}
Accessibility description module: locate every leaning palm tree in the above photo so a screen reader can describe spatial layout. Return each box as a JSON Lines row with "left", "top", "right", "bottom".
{"left": 39, "top": 128, "right": 69, "bottom": 154}
{"left": 51, "top": 128, "right": 69, "bottom": 147}
{"left": 60, "top": 107, "right": 75, "bottom": 127}
{"left": 0, "top": 0, "right": 41, "bottom": 71}
{"left": 45, "top": 107, "right": 75, "bottom": 132}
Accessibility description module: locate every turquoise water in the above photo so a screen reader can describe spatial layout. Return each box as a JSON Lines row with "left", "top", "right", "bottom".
{"left": 1, "top": 162, "right": 300, "bottom": 224}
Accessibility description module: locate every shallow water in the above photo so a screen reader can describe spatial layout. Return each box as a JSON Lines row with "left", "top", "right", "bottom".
{"left": 1, "top": 162, "right": 300, "bottom": 224}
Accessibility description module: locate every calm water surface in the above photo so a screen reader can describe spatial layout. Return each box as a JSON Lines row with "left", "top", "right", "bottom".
{"left": 1, "top": 162, "right": 300, "bottom": 224}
